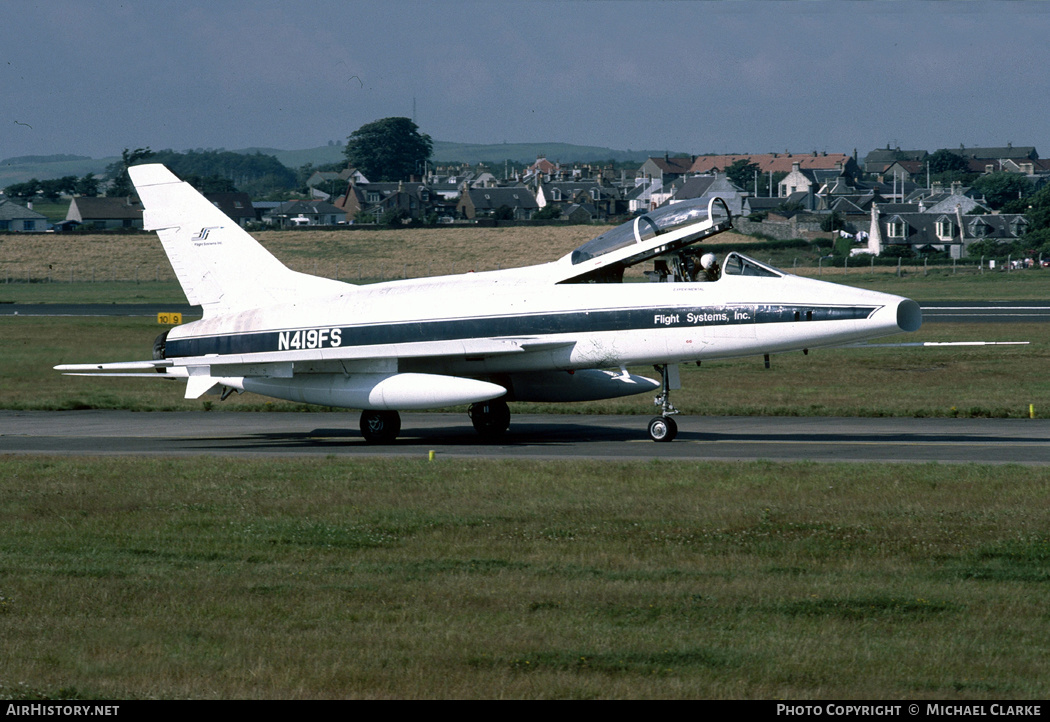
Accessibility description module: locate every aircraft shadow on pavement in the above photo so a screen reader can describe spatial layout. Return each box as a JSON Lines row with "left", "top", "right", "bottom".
{"left": 180, "top": 420, "right": 1039, "bottom": 452}
{"left": 182, "top": 420, "right": 658, "bottom": 451}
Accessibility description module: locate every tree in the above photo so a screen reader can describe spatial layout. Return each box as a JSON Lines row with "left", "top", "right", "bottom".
{"left": 344, "top": 117, "right": 432, "bottom": 182}
{"left": 39, "top": 176, "right": 77, "bottom": 202}
{"left": 106, "top": 147, "right": 154, "bottom": 196}
{"left": 971, "top": 172, "right": 1032, "bottom": 210}
{"left": 1023, "top": 183, "right": 1050, "bottom": 232}
{"left": 773, "top": 200, "right": 804, "bottom": 217}
{"left": 75, "top": 173, "right": 99, "bottom": 197}
{"left": 724, "top": 158, "right": 760, "bottom": 191}
{"left": 820, "top": 211, "right": 845, "bottom": 233}
{"left": 3, "top": 179, "right": 40, "bottom": 200}
{"left": 927, "top": 149, "right": 970, "bottom": 174}
{"left": 148, "top": 149, "right": 296, "bottom": 196}
{"left": 533, "top": 204, "right": 562, "bottom": 220}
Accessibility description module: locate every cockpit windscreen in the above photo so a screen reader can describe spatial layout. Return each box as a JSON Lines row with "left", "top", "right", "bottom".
{"left": 721, "top": 252, "right": 783, "bottom": 278}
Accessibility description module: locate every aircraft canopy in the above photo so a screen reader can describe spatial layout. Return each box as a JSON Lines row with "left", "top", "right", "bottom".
{"left": 570, "top": 198, "right": 717, "bottom": 265}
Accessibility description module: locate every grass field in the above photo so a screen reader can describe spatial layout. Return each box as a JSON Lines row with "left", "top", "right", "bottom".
{"left": 5, "top": 227, "right": 1050, "bottom": 296}
{"left": 2, "top": 456, "right": 1049, "bottom": 700}
{"left": 3, "top": 227, "right": 1050, "bottom": 699}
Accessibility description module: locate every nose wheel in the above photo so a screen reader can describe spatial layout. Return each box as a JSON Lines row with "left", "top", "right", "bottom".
{"left": 649, "top": 363, "right": 680, "bottom": 442}
{"left": 648, "top": 414, "right": 678, "bottom": 442}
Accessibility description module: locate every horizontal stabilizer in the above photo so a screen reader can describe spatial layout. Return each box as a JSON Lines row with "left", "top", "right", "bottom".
{"left": 58, "top": 372, "right": 179, "bottom": 379}
{"left": 55, "top": 360, "right": 171, "bottom": 372}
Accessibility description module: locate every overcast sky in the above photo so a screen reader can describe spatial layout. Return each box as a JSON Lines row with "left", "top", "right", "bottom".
{"left": 5, "top": 1, "right": 1048, "bottom": 160}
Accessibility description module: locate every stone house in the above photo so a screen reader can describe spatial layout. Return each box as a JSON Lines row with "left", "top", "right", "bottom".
{"left": 0, "top": 198, "right": 49, "bottom": 231}
{"left": 65, "top": 196, "right": 144, "bottom": 229}
{"left": 456, "top": 186, "right": 538, "bottom": 220}
{"left": 866, "top": 202, "right": 1029, "bottom": 258}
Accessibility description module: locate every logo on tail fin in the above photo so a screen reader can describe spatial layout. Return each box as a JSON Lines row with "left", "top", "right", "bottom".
{"left": 192, "top": 227, "right": 224, "bottom": 246}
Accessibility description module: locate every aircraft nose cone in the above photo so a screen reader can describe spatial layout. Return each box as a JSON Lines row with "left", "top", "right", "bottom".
{"left": 897, "top": 298, "right": 922, "bottom": 333}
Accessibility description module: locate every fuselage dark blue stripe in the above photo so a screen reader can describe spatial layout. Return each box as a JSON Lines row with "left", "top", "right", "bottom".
{"left": 164, "top": 304, "right": 878, "bottom": 358}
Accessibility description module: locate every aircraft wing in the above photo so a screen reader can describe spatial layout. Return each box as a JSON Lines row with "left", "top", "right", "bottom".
{"left": 839, "top": 341, "right": 1029, "bottom": 348}
{"left": 55, "top": 336, "right": 576, "bottom": 397}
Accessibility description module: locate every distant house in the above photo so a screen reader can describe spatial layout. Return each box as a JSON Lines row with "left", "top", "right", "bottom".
{"left": 637, "top": 155, "right": 695, "bottom": 184}
{"left": 536, "top": 180, "right": 623, "bottom": 219}
{"left": 338, "top": 180, "right": 455, "bottom": 222}
{"left": 560, "top": 203, "right": 595, "bottom": 223}
{"left": 264, "top": 200, "right": 345, "bottom": 227}
{"left": 670, "top": 174, "right": 749, "bottom": 217}
{"left": 946, "top": 144, "right": 1038, "bottom": 163}
{"left": 881, "top": 160, "right": 926, "bottom": 184}
{"left": 66, "top": 196, "right": 143, "bottom": 229}
{"left": 776, "top": 161, "right": 848, "bottom": 199}
{"left": 528, "top": 156, "right": 559, "bottom": 177}
{"left": 0, "top": 198, "right": 49, "bottom": 232}
{"left": 306, "top": 168, "right": 366, "bottom": 188}
{"left": 909, "top": 189, "right": 986, "bottom": 215}
{"left": 689, "top": 152, "right": 860, "bottom": 182}
{"left": 867, "top": 201, "right": 1029, "bottom": 258}
{"left": 862, "top": 146, "right": 928, "bottom": 174}
{"left": 204, "top": 192, "right": 255, "bottom": 227}
{"left": 457, "top": 186, "right": 538, "bottom": 220}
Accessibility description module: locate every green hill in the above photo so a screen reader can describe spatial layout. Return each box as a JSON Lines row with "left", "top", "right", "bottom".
{"left": 0, "top": 155, "right": 116, "bottom": 190}
{"left": 238, "top": 141, "right": 673, "bottom": 169}
{"left": 1, "top": 142, "right": 677, "bottom": 189}
{"left": 430, "top": 141, "right": 673, "bottom": 165}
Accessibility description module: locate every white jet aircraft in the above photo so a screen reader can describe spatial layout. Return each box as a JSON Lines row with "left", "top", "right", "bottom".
{"left": 56, "top": 164, "right": 922, "bottom": 442}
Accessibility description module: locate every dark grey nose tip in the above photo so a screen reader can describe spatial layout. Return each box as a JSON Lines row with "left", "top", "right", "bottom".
{"left": 897, "top": 299, "right": 922, "bottom": 333}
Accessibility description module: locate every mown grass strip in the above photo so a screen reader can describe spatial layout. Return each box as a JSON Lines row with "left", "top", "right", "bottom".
{"left": 2, "top": 456, "right": 1049, "bottom": 699}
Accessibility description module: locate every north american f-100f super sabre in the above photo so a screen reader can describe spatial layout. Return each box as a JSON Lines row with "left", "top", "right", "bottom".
{"left": 57, "top": 164, "right": 922, "bottom": 442}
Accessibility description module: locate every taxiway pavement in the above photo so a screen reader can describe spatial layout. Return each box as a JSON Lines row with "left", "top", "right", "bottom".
{"left": 1, "top": 410, "right": 1046, "bottom": 464}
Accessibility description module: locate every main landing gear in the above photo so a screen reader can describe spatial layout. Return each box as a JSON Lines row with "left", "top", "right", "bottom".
{"left": 359, "top": 410, "right": 401, "bottom": 444}
{"left": 649, "top": 363, "right": 679, "bottom": 442}
{"left": 469, "top": 399, "right": 511, "bottom": 439}
{"left": 359, "top": 400, "right": 512, "bottom": 444}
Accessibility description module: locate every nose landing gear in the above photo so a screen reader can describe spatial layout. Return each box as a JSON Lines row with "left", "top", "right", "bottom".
{"left": 649, "top": 363, "right": 680, "bottom": 442}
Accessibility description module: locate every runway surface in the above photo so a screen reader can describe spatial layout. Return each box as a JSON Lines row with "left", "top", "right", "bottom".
{"left": 2, "top": 410, "right": 1047, "bottom": 464}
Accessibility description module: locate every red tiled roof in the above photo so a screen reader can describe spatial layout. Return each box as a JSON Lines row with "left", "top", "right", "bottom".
{"left": 689, "top": 153, "right": 850, "bottom": 174}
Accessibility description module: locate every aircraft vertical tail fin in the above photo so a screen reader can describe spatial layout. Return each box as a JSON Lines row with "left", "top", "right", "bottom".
{"left": 129, "top": 164, "right": 351, "bottom": 317}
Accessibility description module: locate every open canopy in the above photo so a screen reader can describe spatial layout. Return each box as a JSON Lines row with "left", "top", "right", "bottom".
{"left": 557, "top": 197, "right": 733, "bottom": 284}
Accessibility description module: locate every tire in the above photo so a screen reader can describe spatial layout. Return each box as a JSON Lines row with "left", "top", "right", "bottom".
{"left": 648, "top": 415, "right": 678, "bottom": 443}
{"left": 469, "top": 399, "right": 511, "bottom": 438}
{"left": 359, "top": 410, "right": 401, "bottom": 444}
